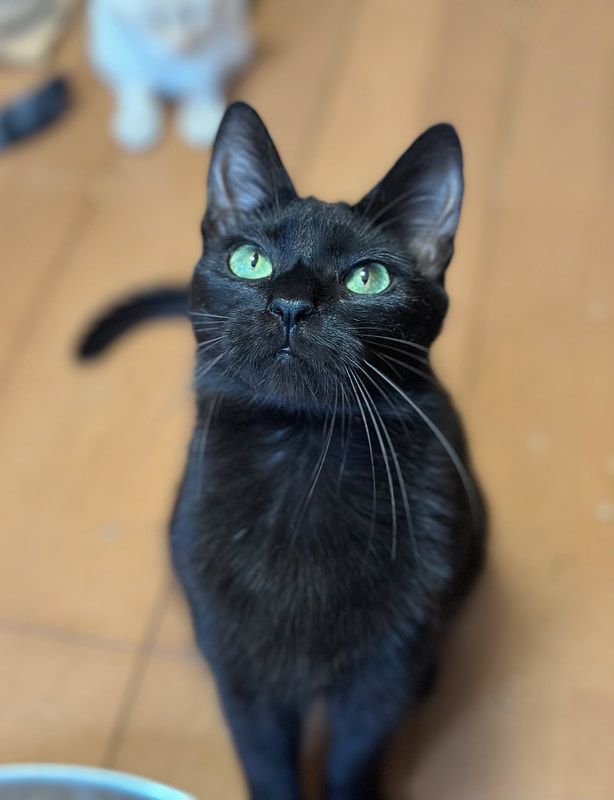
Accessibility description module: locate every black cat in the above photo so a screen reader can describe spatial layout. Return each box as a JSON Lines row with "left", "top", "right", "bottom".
{"left": 80, "top": 102, "right": 486, "bottom": 800}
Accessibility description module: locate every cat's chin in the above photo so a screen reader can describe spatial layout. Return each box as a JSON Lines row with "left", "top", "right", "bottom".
{"left": 244, "top": 353, "right": 340, "bottom": 411}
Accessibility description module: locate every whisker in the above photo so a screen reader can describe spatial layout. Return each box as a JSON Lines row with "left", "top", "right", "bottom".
{"left": 344, "top": 368, "right": 377, "bottom": 568}
{"left": 362, "top": 359, "right": 481, "bottom": 532}
{"left": 358, "top": 333, "right": 429, "bottom": 354}
{"left": 196, "top": 336, "right": 225, "bottom": 349}
{"left": 377, "top": 207, "right": 434, "bottom": 233}
{"left": 346, "top": 368, "right": 398, "bottom": 561}
{"left": 367, "top": 190, "right": 432, "bottom": 228}
{"left": 337, "top": 382, "right": 352, "bottom": 490}
{"left": 376, "top": 354, "right": 405, "bottom": 384}
{"left": 361, "top": 339, "right": 429, "bottom": 367}
{"left": 196, "top": 393, "right": 220, "bottom": 500}
{"left": 193, "top": 320, "right": 226, "bottom": 328}
{"left": 190, "top": 312, "right": 229, "bottom": 320}
{"left": 290, "top": 385, "right": 338, "bottom": 541}
{"left": 352, "top": 369, "right": 416, "bottom": 564}
{"left": 375, "top": 351, "right": 436, "bottom": 385}
{"left": 194, "top": 351, "right": 224, "bottom": 384}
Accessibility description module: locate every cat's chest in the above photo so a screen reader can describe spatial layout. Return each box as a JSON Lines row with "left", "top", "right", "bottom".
{"left": 198, "top": 412, "right": 414, "bottom": 537}
{"left": 189, "top": 412, "right": 423, "bottom": 616}
{"left": 171, "top": 406, "right": 458, "bottom": 689}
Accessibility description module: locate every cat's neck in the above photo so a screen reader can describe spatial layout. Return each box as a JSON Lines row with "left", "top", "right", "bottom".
{"left": 194, "top": 377, "right": 438, "bottom": 434}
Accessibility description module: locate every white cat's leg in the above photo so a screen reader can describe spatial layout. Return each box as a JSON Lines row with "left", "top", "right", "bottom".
{"left": 175, "top": 92, "right": 225, "bottom": 149}
{"left": 111, "top": 84, "right": 163, "bottom": 151}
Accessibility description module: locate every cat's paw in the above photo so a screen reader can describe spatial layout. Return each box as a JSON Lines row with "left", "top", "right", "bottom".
{"left": 176, "top": 95, "right": 225, "bottom": 149}
{"left": 111, "top": 86, "right": 163, "bottom": 152}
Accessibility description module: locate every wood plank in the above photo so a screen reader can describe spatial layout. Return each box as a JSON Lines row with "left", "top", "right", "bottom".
{"left": 0, "top": 21, "right": 114, "bottom": 368}
{"left": 0, "top": 628, "right": 135, "bottom": 764}
{"left": 394, "top": 3, "right": 614, "bottom": 798}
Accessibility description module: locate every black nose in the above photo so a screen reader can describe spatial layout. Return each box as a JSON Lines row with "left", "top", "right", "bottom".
{"left": 267, "top": 298, "right": 314, "bottom": 329}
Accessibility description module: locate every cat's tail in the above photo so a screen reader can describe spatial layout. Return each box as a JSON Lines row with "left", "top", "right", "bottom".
{"left": 77, "top": 287, "right": 189, "bottom": 359}
{"left": 0, "top": 77, "right": 70, "bottom": 151}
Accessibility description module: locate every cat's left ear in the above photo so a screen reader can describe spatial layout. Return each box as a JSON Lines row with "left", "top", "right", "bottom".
{"left": 354, "top": 124, "right": 463, "bottom": 281}
{"left": 205, "top": 102, "right": 296, "bottom": 232}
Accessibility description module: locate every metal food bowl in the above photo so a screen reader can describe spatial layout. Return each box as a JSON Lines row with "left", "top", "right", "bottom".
{"left": 0, "top": 765, "right": 195, "bottom": 800}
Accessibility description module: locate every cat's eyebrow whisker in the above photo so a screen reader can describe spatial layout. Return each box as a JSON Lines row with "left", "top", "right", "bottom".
{"left": 361, "top": 360, "right": 481, "bottom": 535}
{"left": 355, "top": 190, "right": 433, "bottom": 240}
{"left": 366, "top": 189, "right": 432, "bottom": 229}
{"left": 355, "top": 213, "right": 380, "bottom": 241}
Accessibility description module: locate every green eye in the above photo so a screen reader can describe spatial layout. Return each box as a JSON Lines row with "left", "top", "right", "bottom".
{"left": 228, "top": 244, "right": 273, "bottom": 280}
{"left": 345, "top": 263, "right": 391, "bottom": 295}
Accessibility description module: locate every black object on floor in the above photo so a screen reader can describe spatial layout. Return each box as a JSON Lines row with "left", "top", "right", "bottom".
{"left": 0, "top": 75, "right": 70, "bottom": 151}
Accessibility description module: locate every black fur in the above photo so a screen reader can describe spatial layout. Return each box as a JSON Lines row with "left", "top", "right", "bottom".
{"left": 0, "top": 77, "right": 70, "bottom": 151}
{"left": 78, "top": 287, "right": 187, "bottom": 357}
{"left": 81, "top": 102, "right": 486, "bottom": 800}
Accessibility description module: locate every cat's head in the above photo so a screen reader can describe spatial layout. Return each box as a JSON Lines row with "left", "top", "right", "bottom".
{"left": 108, "top": 0, "right": 221, "bottom": 52}
{"left": 191, "top": 102, "right": 463, "bottom": 410}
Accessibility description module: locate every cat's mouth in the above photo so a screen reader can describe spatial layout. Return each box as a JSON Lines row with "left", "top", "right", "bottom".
{"left": 222, "top": 325, "right": 346, "bottom": 406}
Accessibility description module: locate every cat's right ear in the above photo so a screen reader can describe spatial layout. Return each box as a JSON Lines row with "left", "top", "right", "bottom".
{"left": 204, "top": 102, "right": 296, "bottom": 232}
{"left": 353, "top": 124, "right": 463, "bottom": 282}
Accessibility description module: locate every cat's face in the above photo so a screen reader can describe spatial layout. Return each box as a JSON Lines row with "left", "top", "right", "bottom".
{"left": 191, "top": 103, "right": 463, "bottom": 410}
{"left": 109, "top": 0, "right": 219, "bottom": 52}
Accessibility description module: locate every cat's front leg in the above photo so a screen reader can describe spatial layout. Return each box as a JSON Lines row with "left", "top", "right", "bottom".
{"left": 214, "top": 673, "right": 304, "bottom": 800}
{"left": 326, "top": 636, "right": 436, "bottom": 800}
{"left": 111, "top": 84, "right": 163, "bottom": 151}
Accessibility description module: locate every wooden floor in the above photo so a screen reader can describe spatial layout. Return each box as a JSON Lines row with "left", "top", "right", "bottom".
{"left": 1, "top": 1, "right": 613, "bottom": 797}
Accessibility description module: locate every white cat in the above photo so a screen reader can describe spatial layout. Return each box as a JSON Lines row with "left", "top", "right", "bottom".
{"left": 88, "top": 0, "right": 251, "bottom": 150}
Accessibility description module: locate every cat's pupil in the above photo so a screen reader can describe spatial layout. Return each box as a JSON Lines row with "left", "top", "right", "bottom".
{"left": 360, "top": 267, "right": 369, "bottom": 285}
{"left": 250, "top": 252, "right": 259, "bottom": 269}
